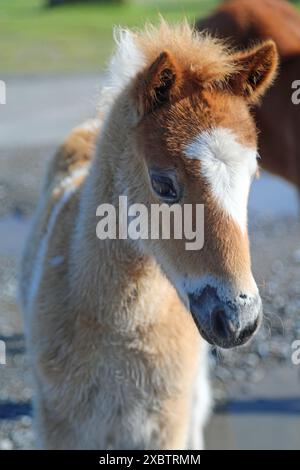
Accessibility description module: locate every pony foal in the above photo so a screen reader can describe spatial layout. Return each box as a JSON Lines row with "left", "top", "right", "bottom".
{"left": 20, "top": 21, "right": 278, "bottom": 449}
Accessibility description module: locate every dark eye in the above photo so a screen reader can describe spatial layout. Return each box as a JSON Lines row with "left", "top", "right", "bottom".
{"left": 150, "top": 172, "right": 180, "bottom": 202}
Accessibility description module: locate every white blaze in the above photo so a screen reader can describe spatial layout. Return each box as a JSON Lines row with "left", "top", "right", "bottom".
{"left": 185, "top": 128, "right": 257, "bottom": 231}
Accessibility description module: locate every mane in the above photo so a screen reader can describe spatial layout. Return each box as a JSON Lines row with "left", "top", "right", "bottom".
{"left": 99, "top": 19, "right": 235, "bottom": 113}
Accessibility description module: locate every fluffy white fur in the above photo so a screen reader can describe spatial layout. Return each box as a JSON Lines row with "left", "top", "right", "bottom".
{"left": 99, "top": 28, "right": 145, "bottom": 113}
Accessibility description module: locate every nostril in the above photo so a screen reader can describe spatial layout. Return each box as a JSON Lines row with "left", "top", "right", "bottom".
{"left": 212, "top": 309, "right": 235, "bottom": 340}
{"left": 239, "top": 294, "right": 248, "bottom": 300}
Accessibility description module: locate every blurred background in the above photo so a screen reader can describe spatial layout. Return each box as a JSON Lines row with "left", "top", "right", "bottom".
{"left": 0, "top": 0, "right": 300, "bottom": 450}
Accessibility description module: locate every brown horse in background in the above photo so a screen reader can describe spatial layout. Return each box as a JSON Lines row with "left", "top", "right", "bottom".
{"left": 196, "top": 0, "right": 300, "bottom": 194}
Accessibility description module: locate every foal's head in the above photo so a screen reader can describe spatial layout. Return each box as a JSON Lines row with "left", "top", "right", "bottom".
{"left": 104, "top": 21, "right": 278, "bottom": 348}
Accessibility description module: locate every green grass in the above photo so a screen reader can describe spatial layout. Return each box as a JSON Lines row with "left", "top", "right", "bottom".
{"left": 0, "top": 0, "right": 220, "bottom": 75}
{"left": 1, "top": 0, "right": 300, "bottom": 76}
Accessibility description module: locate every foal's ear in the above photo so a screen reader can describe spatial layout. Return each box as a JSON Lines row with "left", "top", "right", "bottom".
{"left": 229, "top": 40, "right": 278, "bottom": 103}
{"left": 134, "top": 51, "right": 182, "bottom": 116}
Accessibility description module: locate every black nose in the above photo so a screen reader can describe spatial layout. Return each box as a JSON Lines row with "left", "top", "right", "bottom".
{"left": 188, "top": 286, "right": 262, "bottom": 349}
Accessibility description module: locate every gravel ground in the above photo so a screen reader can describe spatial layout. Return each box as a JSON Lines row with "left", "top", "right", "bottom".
{"left": 0, "top": 149, "right": 299, "bottom": 449}
{"left": 212, "top": 216, "right": 300, "bottom": 403}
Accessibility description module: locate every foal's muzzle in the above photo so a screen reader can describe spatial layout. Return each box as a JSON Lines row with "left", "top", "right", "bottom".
{"left": 188, "top": 286, "right": 262, "bottom": 349}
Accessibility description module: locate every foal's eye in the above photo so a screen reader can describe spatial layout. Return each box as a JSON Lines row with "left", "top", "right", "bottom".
{"left": 150, "top": 172, "right": 180, "bottom": 203}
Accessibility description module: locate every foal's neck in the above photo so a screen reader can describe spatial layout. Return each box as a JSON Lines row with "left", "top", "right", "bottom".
{"left": 70, "top": 106, "right": 169, "bottom": 327}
